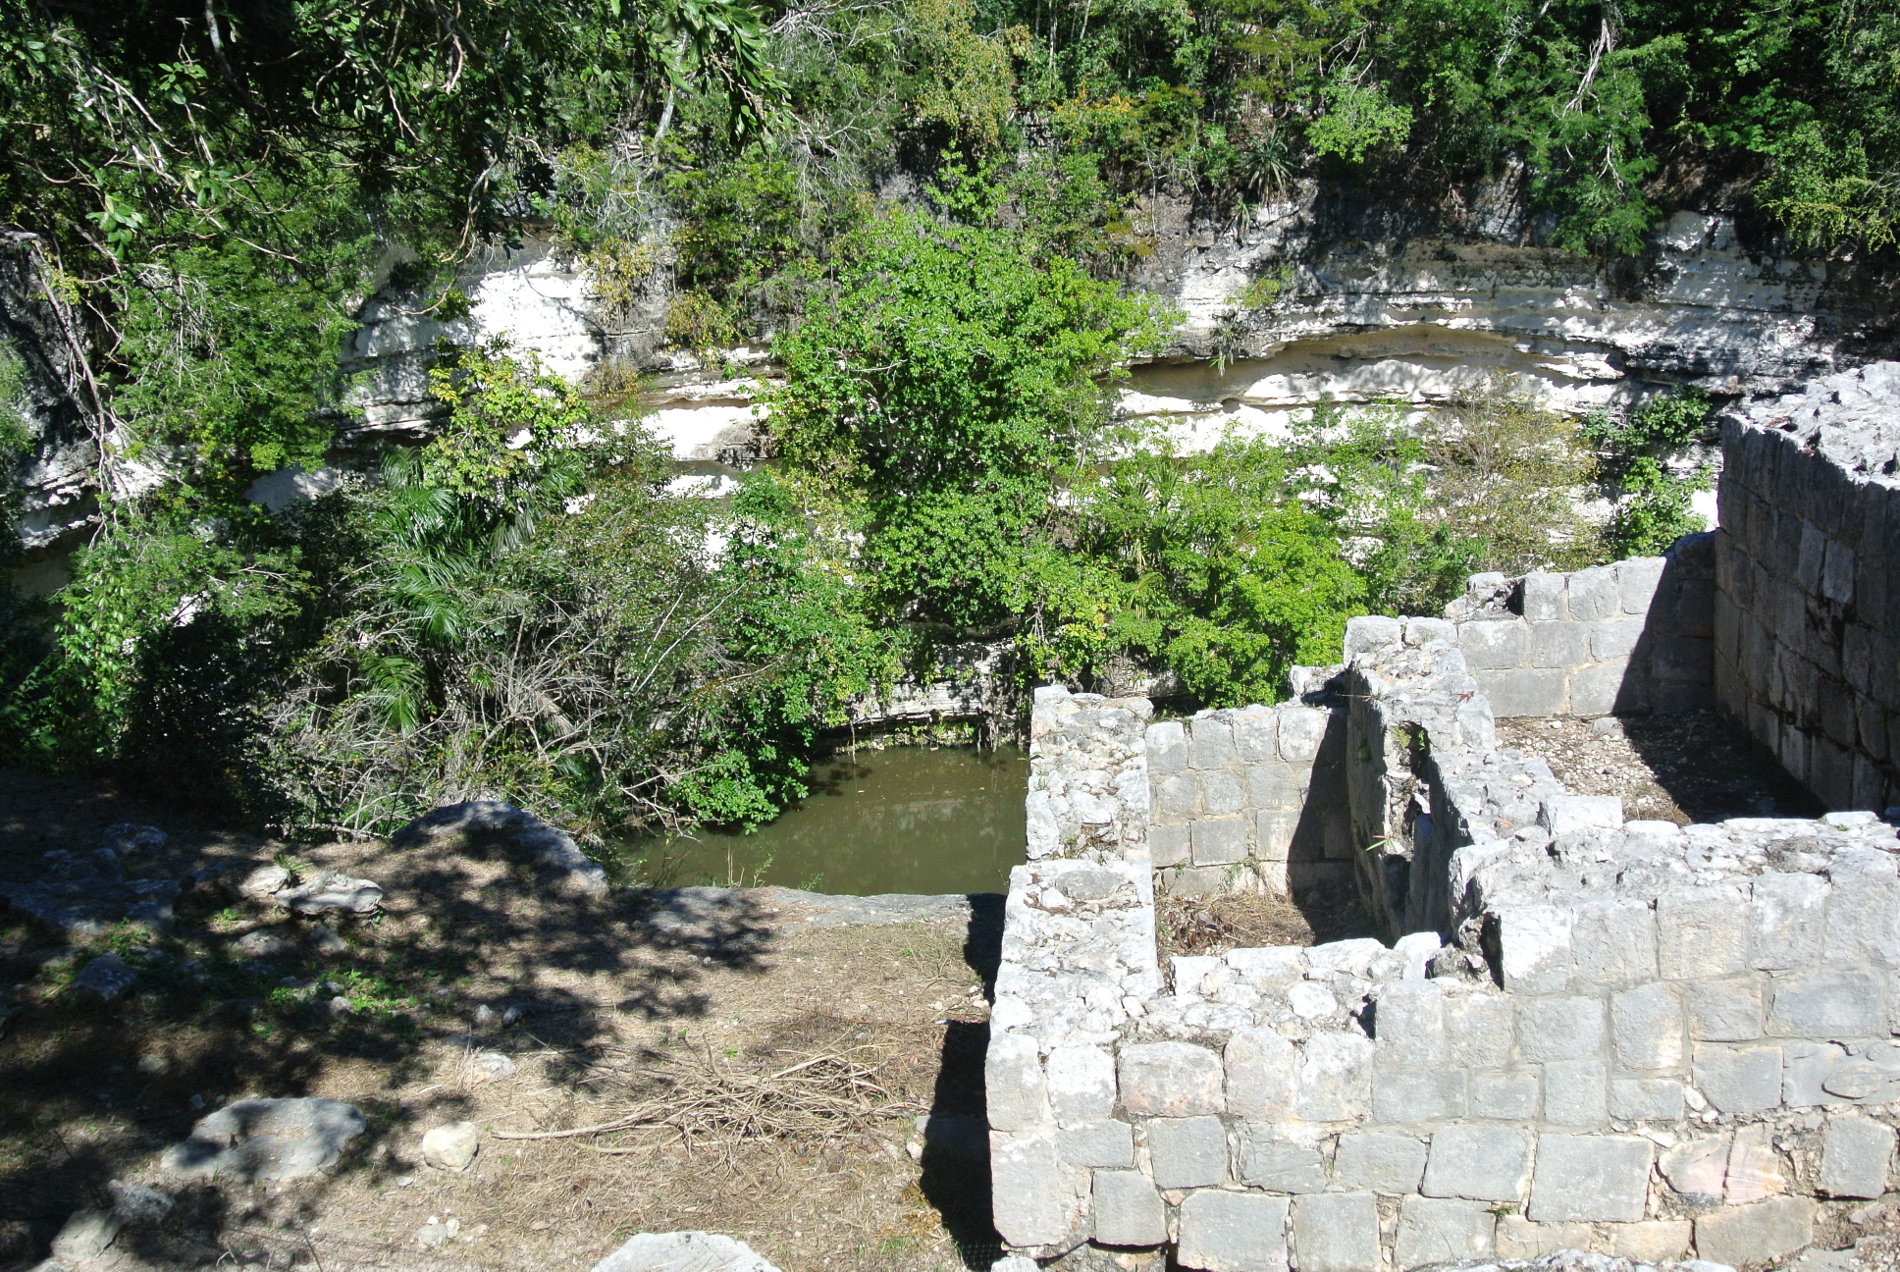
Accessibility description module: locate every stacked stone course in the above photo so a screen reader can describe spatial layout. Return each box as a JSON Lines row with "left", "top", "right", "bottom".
{"left": 990, "top": 364, "right": 1900, "bottom": 1272}
{"left": 1714, "top": 362, "right": 1900, "bottom": 812}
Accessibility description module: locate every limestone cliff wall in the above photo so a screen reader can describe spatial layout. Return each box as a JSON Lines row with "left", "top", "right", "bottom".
{"left": 331, "top": 188, "right": 1899, "bottom": 469}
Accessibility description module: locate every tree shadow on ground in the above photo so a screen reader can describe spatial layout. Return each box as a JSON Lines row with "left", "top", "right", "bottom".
{"left": 0, "top": 772, "right": 782, "bottom": 1270}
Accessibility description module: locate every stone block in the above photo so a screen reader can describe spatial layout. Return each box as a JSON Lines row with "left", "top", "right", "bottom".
{"left": 1823, "top": 853, "right": 1900, "bottom": 964}
{"left": 1147, "top": 721, "right": 1188, "bottom": 773}
{"left": 1522, "top": 572, "right": 1568, "bottom": 622}
{"left": 1610, "top": 1078, "right": 1684, "bottom": 1122}
{"left": 990, "top": 1128, "right": 1074, "bottom": 1248}
{"left": 1092, "top": 1170, "right": 1167, "bottom": 1247}
{"left": 1447, "top": 994, "right": 1515, "bottom": 1069}
{"left": 1289, "top": 1193, "right": 1380, "bottom": 1272}
{"left": 1046, "top": 1045, "right": 1117, "bottom": 1124}
{"left": 1396, "top": 1198, "right": 1496, "bottom": 1270}
{"left": 1231, "top": 708, "right": 1279, "bottom": 764}
{"left": 1150, "top": 823, "right": 1191, "bottom": 869}
{"left": 987, "top": 1033, "right": 1050, "bottom": 1131}
{"left": 1294, "top": 1033, "right": 1373, "bottom": 1123}
{"left": 1225, "top": 1028, "right": 1297, "bottom": 1120}
{"left": 1537, "top": 795, "right": 1623, "bottom": 835}
{"left": 1517, "top": 996, "right": 1607, "bottom": 1063}
{"left": 1657, "top": 885, "right": 1751, "bottom": 979}
{"left": 1750, "top": 872, "right": 1829, "bottom": 970}
{"left": 1178, "top": 1191, "right": 1289, "bottom": 1272}
{"left": 1660, "top": 1133, "right": 1729, "bottom": 1203}
{"left": 1421, "top": 1126, "right": 1531, "bottom": 1202}
{"left": 1153, "top": 773, "right": 1199, "bottom": 822}
{"left": 1693, "top": 1197, "right": 1815, "bottom": 1268}
{"left": 1820, "top": 1113, "right": 1894, "bottom": 1199}
{"left": 1570, "top": 898, "right": 1658, "bottom": 989}
{"left": 1527, "top": 1135, "right": 1653, "bottom": 1223}
{"left": 1784, "top": 1038, "right": 1893, "bottom": 1108}
{"left": 1238, "top": 1129, "right": 1327, "bottom": 1193}
{"left": 1768, "top": 966, "right": 1886, "bottom": 1037}
{"left": 1373, "top": 980, "right": 1447, "bottom": 1068}
{"left": 1484, "top": 668, "right": 1569, "bottom": 716}
{"left": 1278, "top": 709, "right": 1327, "bottom": 762}
{"left": 1120, "top": 1042, "right": 1225, "bottom": 1117}
{"left": 1567, "top": 566, "right": 1618, "bottom": 621}
{"left": 1617, "top": 556, "right": 1667, "bottom": 614}
{"left": 1199, "top": 769, "right": 1245, "bottom": 816}
{"left": 1059, "top": 1120, "right": 1134, "bottom": 1168}
{"left": 1345, "top": 615, "right": 1403, "bottom": 655}
{"left": 1405, "top": 615, "right": 1459, "bottom": 647}
{"left": 1192, "top": 818, "right": 1250, "bottom": 867}
{"left": 1188, "top": 717, "right": 1239, "bottom": 769}
{"left": 1591, "top": 619, "right": 1646, "bottom": 661}
{"left": 1255, "top": 809, "right": 1300, "bottom": 862}
{"left": 1471, "top": 1069, "right": 1540, "bottom": 1120}
{"left": 1569, "top": 661, "right": 1640, "bottom": 717}
{"left": 1148, "top": 1115, "right": 1228, "bottom": 1189}
{"left": 1165, "top": 866, "right": 1230, "bottom": 896}
{"left": 1542, "top": 1059, "right": 1608, "bottom": 1128}
{"left": 1614, "top": 982, "right": 1692, "bottom": 1075}
{"left": 1459, "top": 618, "right": 1531, "bottom": 670}
{"left": 1495, "top": 905, "right": 1573, "bottom": 994}
{"left": 1692, "top": 1042, "right": 1784, "bottom": 1115}
{"left": 1724, "top": 1123, "right": 1786, "bottom": 1203}
{"left": 1495, "top": 1218, "right": 1592, "bottom": 1260}
{"left": 1527, "top": 621, "right": 1588, "bottom": 670}
{"left": 1334, "top": 1132, "right": 1427, "bottom": 1194}
{"left": 1689, "top": 976, "right": 1767, "bottom": 1042}
{"left": 1604, "top": 1221, "right": 1691, "bottom": 1263}
{"left": 1372, "top": 1067, "right": 1466, "bottom": 1122}
{"left": 1247, "top": 765, "right": 1308, "bottom": 810}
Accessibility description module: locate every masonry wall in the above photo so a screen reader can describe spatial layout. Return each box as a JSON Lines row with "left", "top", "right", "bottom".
{"left": 1714, "top": 362, "right": 1900, "bottom": 813}
{"left": 1436, "top": 538, "right": 1716, "bottom": 719}
{"left": 1145, "top": 702, "right": 1350, "bottom": 898}
{"left": 993, "top": 648, "right": 1900, "bottom": 1272}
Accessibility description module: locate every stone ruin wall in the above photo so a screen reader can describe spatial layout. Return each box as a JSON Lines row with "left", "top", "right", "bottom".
{"left": 1144, "top": 544, "right": 1719, "bottom": 915}
{"left": 1714, "top": 362, "right": 1900, "bottom": 814}
{"left": 988, "top": 363, "right": 1900, "bottom": 1272}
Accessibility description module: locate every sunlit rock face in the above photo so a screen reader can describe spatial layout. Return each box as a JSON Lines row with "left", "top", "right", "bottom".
{"left": 330, "top": 189, "right": 1898, "bottom": 477}
{"left": 1123, "top": 192, "right": 1899, "bottom": 448}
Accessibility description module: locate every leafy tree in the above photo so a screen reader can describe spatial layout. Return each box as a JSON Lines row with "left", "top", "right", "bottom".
{"left": 1584, "top": 388, "right": 1714, "bottom": 557}
{"left": 768, "top": 199, "right": 1174, "bottom": 629}
{"left": 1418, "top": 375, "right": 1602, "bottom": 573}
{"left": 1068, "top": 439, "right": 1369, "bottom": 706}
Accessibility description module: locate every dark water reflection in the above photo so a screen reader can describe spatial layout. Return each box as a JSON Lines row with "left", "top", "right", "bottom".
{"left": 615, "top": 746, "right": 1028, "bottom": 895}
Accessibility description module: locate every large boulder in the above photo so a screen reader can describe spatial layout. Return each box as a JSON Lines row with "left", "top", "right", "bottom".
{"left": 393, "top": 801, "right": 608, "bottom": 898}
{"left": 590, "top": 1232, "right": 780, "bottom": 1272}
{"left": 161, "top": 1097, "right": 366, "bottom": 1182}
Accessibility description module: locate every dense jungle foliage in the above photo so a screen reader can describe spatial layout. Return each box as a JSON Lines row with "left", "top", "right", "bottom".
{"left": 0, "top": 0, "right": 1887, "bottom": 844}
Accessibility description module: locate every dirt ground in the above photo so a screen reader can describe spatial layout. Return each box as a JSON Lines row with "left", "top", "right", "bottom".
{"left": 1496, "top": 709, "right": 1823, "bottom": 825}
{"left": 0, "top": 769, "right": 1001, "bottom": 1272}
{"left": 1156, "top": 883, "right": 1376, "bottom": 962}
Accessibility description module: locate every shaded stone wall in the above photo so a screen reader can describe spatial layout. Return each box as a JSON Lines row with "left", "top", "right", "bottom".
{"left": 1714, "top": 362, "right": 1900, "bottom": 813}
{"left": 1430, "top": 541, "right": 1716, "bottom": 719}
{"left": 1144, "top": 700, "right": 1349, "bottom": 898}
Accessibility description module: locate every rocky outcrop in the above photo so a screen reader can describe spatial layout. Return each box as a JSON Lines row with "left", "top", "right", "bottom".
{"left": 1123, "top": 191, "right": 1898, "bottom": 444}
{"left": 330, "top": 184, "right": 1898, "bottom": 470}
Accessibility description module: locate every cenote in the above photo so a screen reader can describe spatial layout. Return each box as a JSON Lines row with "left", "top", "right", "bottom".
{"left": 614, "top": 745, "right": 1029, "bottom": 895}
